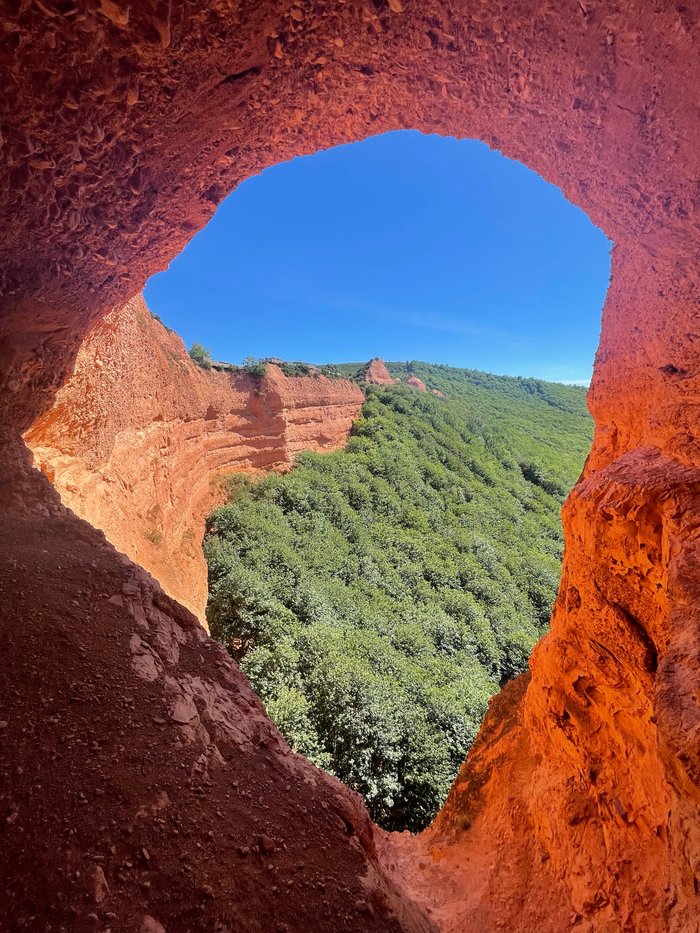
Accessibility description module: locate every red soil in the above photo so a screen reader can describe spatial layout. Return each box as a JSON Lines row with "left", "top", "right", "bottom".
{"left": 0, "top": 436, "right": 434, "bottom": 933}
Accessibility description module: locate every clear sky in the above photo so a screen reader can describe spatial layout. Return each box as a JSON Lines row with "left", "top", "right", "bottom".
{"left": 145, "top": 130, "right": 611, "bottom": 384}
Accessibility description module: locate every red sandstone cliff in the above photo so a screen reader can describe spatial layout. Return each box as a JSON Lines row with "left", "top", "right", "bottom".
{"left": 24, "top": 295, "right": 364, "bottom": 620}
{"left": 0, "top": 438, "right": 434, "bottom": 933}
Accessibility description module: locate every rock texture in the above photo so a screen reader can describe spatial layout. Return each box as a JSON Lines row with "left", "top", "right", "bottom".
{"left": 405, "top": 374, "right": 427, "bottom": 392}
{"left": 364, "top": 358, "right": 398, "bottom": 385}
{"left": 1, "top": 1, "right": 699, "bottom": 932}
{"left": 381, "top": 445, "right": 700, "bottom": 933}
{"left": 24, "top": 295, "right": 363, "bottom": 619}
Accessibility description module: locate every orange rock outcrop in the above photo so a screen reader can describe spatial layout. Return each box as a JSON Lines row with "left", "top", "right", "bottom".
{"left": 364, "top": 358, "right": 398, "bottom": 385}
{"left": 405, "top": 374, "right": 427, "bottom": 392}
{"left": 24, "top": 295, "right": 364, "bottom": 620}
{"left": 1, "top": 2, "right": 699, "bottom": 932}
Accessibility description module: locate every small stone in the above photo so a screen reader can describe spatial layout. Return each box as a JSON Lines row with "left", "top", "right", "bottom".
{"left": 170, "top": 701, "right": 195, "bottom": 724}
{"left": 259, "top": 834, "right": 276, "bottom": 854}
{"left": 0, "top": 721, "right": 8, "bottom": 729}
{"left": 141, "top": 917, "right": 166, "bottom": 933}
{"left": 93, "top": 864, "right": 110, "bottom": 904}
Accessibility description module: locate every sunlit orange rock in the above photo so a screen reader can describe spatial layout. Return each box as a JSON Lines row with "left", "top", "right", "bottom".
{"left": 25, "top": 295, "right": 363, "bottom": 620}
{"left": 405, "top": 374, "right": 427, "bottom": 392}
{"left": 364, "top": 358, "right": 398, "bottom": 385}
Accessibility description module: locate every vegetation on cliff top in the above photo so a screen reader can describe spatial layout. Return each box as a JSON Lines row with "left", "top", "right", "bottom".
{"left": 205, "top": 364, "right": 592, "bottom": 831}
{"left": 188, "top": 342, "right": 213, "bottom": 369}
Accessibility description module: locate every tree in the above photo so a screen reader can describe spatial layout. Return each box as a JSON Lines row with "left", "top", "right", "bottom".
{"left": 204, "top": 366, "right": 593, "bottom": 832}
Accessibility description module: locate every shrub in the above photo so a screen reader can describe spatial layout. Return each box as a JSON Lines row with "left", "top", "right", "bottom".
{"left": 189, "top": 342, "right": 213, "bottom": 369}
{"left": 240, "top": 355, "right": 267, "bottom": 377}
{"left": 145, "top": 528, "right": 163, "bottom": 547}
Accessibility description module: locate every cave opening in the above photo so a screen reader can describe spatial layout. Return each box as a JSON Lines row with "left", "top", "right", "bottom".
{"left": 139, "top": 130, "right": 610, "bottom": 832}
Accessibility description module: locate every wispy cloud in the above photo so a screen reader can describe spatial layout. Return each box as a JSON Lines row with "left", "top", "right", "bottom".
{"left": 537, "top": 362, "right": 592, "bottom": 386}
{"left": 324, "top": 295, "right": 518, "bottom": 343}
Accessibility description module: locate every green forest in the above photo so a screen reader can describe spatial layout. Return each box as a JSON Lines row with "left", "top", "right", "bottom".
{"left": 205, "top": 362, "right": 593, "bottom": 831}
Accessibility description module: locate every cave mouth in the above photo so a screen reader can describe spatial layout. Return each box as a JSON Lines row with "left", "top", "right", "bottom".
{"left": 5, "top": 2, "right": 695, "bottom": 927}
{"left": 144, "top": 130, "right": 610, "bottom": 385}
{"left": 140, "top": 130, "right": 610, "bottom": 832}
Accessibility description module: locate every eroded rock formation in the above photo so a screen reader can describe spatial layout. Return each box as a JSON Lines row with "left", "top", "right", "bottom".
{"left": 0, "top": 439, "right": 433, "bottom": 933}
{"left": 364, "top": 358, "right": 398, "bottom": 385}
{"left": 24, "top": 294, "right": 363, "bottom": 619}
{"left": 405, "top": 374, "right": 427, "bottom": 392}
{"left": 1, "top": 1, "right": 699, "bottom": 931}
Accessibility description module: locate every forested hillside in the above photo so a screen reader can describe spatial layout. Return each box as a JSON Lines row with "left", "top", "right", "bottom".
{"left": 205, "top": 365, "right": 593, "bottom": 831}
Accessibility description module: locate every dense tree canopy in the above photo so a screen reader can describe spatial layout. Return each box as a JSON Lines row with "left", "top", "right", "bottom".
{"left": 205, "top": 364, "right": 592, "bottom": 831}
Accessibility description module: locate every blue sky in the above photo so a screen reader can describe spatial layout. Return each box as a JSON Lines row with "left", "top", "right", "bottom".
{"left": 145, "top": 130, "right": 611, "bottom": 384}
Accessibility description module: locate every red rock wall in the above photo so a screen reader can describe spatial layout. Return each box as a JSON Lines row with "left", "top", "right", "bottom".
{"left": 24, "top": 294, "right": 364, "bottom": 620}
{"left": 0, "top": 438, "right": 434, "bottom": 933}
{"left": 1, "top": 2, "right": 699, "bottom": 931}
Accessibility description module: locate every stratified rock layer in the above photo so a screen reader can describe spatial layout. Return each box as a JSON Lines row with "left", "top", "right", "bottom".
{"left": 25, "top": 295, "right": 364, "bottom": 619}
{"left": 1, "top": 1, "right": 699, "bottom": 931}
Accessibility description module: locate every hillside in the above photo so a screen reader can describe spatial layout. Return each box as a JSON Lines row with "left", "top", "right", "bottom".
{"left": 205, "top": 367, "right": 593, "bottom": 831}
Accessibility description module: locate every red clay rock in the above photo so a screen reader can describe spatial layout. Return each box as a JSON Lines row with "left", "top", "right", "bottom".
{"left": 364, "top": 359, "right": 397, "bottom": 385}
{"left": 0, "top": 2, "right": 699, "bottom": 932}
{"left": 405, "top": 374, "right": 427, "bottom": 392}
{"left": 24, "top": 296, "right": 363, "bottom": 620}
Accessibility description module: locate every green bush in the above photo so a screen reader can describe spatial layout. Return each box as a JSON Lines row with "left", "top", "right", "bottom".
{"left": 205, "top": 368, "right": 593, "bottom": 831}
{"left": 189, "top": 342, "right": 213, "bottom": 369}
